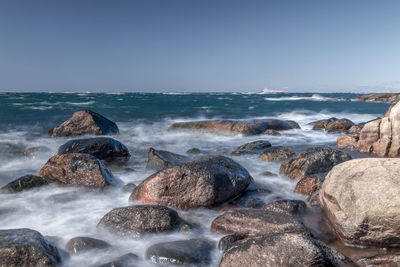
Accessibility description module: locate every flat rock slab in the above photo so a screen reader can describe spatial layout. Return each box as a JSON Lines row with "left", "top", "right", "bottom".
{"left": 57, "top": 137, "right": 130, "bottom": 163}
{"left": 211, "top": 208, "right": 311, "bottom": 237}
{"left": 39, "top": 153, "right": 116, "bottom": 188}
{"left": 320, "top": 158, "right": 400, "bottom": 247}
{"left": 98, "top": 205, "right": 185, "bottom": 238}
{"left": 130, "top": 155, "right": 252, "bottom": 209}
{"left": 0, "top": 228, "right": 62, "bottom": 267}
{"left": 219, "top": 233, "right": 352, "bottom": 267}
{"left": 280, "top": 146, "right": 352, "bottom": 180}
{"left": 169, "top": 119, "right": 293, "bottom": 135}
{"left": 48, "top": 110, "right": 119, "bottom": 137}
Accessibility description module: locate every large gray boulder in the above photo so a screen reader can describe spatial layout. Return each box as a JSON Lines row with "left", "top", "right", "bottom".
{"left": 320, "top": 158, "right": 400, "bottom": 247}
{"left": 0, "top": 228, "right": 62, "bottom": 267}
{"left": 219, "top": 233, "right": 352, "bottom": 267}
{"left": 130, "top": 155, "right": 252, "bottom": 209}
{"left": 48, "top": 110, "right": 119, "bottom": 137}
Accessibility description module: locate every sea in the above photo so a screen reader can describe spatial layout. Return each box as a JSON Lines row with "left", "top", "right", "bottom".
{"left": 0, "top": 92, "right": 391, "bottom": 266}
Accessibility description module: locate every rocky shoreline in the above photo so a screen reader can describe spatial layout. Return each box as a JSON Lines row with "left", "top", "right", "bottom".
{"left": 1, "top": 105, "right": 400, "bottom": 266}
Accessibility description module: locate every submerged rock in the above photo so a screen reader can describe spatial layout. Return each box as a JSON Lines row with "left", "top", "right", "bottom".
{"left": 0, "top": 142, "right": 26, "bottom": 159}
{"left": 211, "top": 208, "right": 311, "bottom": 237}
{"left": 121, "top": 182, "right": 137, "bottom": 193}
{"left": 95, "top": 253, "right": 139, "bottom": 267}
{"left": 146, "top": 239, "right": 214, "bottom": 265}
{"left": 130, "top": 155, "right": 252, "bottom": 209}
{"left": 186, "top": 148, "right": 201, "bottom": 154}
{"left": 219, "top": 233, "right": 352, "bottom": 267}
{"left": 65, "top": 236, "right": 110, "bottom": 254}
{"left": 98, "top": 205, "right": 186, "bottom": 237}
{"left": 286, "top": 120, "right": 301, "bottom": 129}
{"left": 39, "top": 153, "right": 116, "bottom": 188}
{"left": 1, "top": 175, "right": 52, "bottom": 193}
{"left": 279, "top": 147, "right": 352, "bottom": 180}
{"left": 57, "top": 137, "right": 130, "bottom": 163}
{"left": 22, "top": 146, "right": 50, "bottom": 158}
{"left": 0, "top": 228, "right": 62, "bottom": 267}
{"left": 146, "top": 147, "right": 189, "bottom": 171}
{"left": 320, "top": 158, "right": 400, "bottom": 247}
{"left": 231, "top": 140, "right": 271, "bottom": 155}
{"left": 48, "top": 110, "right": 119, "bottom": 137}
{"left": 169, "top": 119, "right": 293, "bottom": 135}
{"left": 259, "top": 146, "right": 295, "bottom": 161}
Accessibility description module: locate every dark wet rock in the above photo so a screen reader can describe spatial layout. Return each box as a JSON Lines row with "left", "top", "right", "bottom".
{"left": 218, "top": 235, "right": 244, "bottom": 251}
{"left": 231, "top": 140, "right": 271, "bottom": 155}
{"left": 337, "top": 135, "right": 359, "bottom": 150}
{"left": 320, "top": 158, "right": 400, "bottom": 247}
{"left": 131, "top": 155, "right": 252, "bottom": 209}
{"left": 211, "top": 208, "right": 311, "bottom": 237}
{"left": 259, "top": 146, "right": 295, "bottom": 161}
{"left": 294, "top": 176, "right": 322, "bottom": 196}
{"left": 0, "top": 228, "right": 62, "bottom": 267}
{"left": 262, "top": 199, "right": 307, "bottom": 215}
{"left": 259, "top": 171, "right": 278, "bottom": 177}
{"left": 48, "top": 110, "right": 119, "bottom": 137}
{"left": 227, "top": 186, "right": 272, "bottom": 208}
{"left": 146, "top": 148, "right": 189, "bottom": 171}
{"left": 286, "top": 120, "right": 301, "bottom": 129}
{"left": 39, "top": 153, "right": 116, "bottom": 188}
{"left": 98, "top": 205, "right": 185, "bottom": 237}
{"left": 169, "top": 119, "right": 293, "bottom": 135}
{"left": 1, "top": 175, "right": 52, "bottom": 193}
{"left": 121, "top": 182, "right": 137, "bottom": 193}
{"left": 310, "top": 117, "right": 337, "bottom": 130}
{"left": 357, "top": 252, "right": 400, "bottom": 267}
{"left": 325, "top": 119, "right": 355, "bottom": 133}
{"left": 186, "top": 148, "right": 201, "bottom": 154}
{"left": 262, "top": 129, "right": 281, "bottom": 136}
{"left": 146, "top": 239, "right": 214, "bottom": 266}
{"left": 279, "top": 147, "right": 352, "bottom": 180}
{"left": 355, "top": 92, "right": 400, "bottom": 103}
{"left": 95, "top": 253, "right": 139, "bottom": 267}
{"left": 244, "top": 198, "right": 266, "bottom": 208}
{"left": 65, "top": 236, "right": 110, "bottom": 254}
{"left": 219, "top": 233, "right": 353, "bottom": 267}
{"left": 57, "top": 137, "right": 130, "bottom": 164}
{"left": 22, "top": 146, "right": 50, "bottom": 158}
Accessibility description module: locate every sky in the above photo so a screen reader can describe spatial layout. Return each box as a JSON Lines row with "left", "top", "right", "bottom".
{"left": 0, "top": 0, "right": 399, "bottom": 93}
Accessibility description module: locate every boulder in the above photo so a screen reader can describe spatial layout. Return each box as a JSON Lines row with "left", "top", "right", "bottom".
{"left": 65, "top": 237, "right": 110, "bottom": 254}
{"left": 231, "top": 140, "right": 271, "bottom": 155}
{"left": 146, "top": 239, "right": 214, "bottom": 265}
{"left": 337, "top": 135, "right": 358, "bottom": 150}
{"left": 39, "top": 153, "right": 116, "bottom": 188}
{"left": 310, "top": 117, "right": 337, "bottom": 130}
{"left": 347, "top": 125, "right": 363, "bottom": 135}
{"left": 259, "top": 146, "right": 295, "bottom": 161}
{"left": 186, "top": 148, "right": 201, "bottom": 154}
{"left": 286, "top": 120, "right": 301, "bottom": 129}
{"left": 0, "top": 228, "right": 62, "bottom": 267}
{"left": 1, "top": 175, "right": 52, "bottom": 193}
{"left": 218, "top": 235, "right": 244, "bottom": 251}
{"left": 57, "top": 137, "right": 130, "bottom": 163}
{"left": 121, "top": 182, "right": 137, "bottom": 193}
{"left": 211, "top": 208, "right": 311, "bottom": 237}
{"left": 169, "top": 119, "right": 293, "bottom": 135}
{"left": 294, "top": 176, "right": 322, "bottom": 196}
{"left": 279, "top": 147, "right": 352, "bottom": 180}
{"left": 98, "top": 205, "right": 186, "bottom": 237}
{"left": 48, "top": 110, "right": 119, "bottom": 137}
{"left": 146, "top": 148, "right": 189, "bottom": 171}
{"left": 219, "top": 233, "right": 352, "bottom": 267}
{"left": 262, "top": 199, "right": 306, "bottom": 215}
{"left": 95, "top": 253, "right": 139, "bottom": 267}
{"left": 356, "top": 118, "right": 382, "bottom": 153}
{"left": 326, "top": 119, "right": 355, "bottom": 133}
{"left": 130, "top": 155, "right": 252, "bottom": 209}
{"left": 355, "top": 92, "right": 400, "bottom": 103}
{"left": 320, "top": 158, "right": 400, "bottom": 247}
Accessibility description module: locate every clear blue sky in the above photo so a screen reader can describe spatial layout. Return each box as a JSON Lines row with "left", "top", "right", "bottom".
{"left": 0, "top": 0, "right": 399, "bottom": 92}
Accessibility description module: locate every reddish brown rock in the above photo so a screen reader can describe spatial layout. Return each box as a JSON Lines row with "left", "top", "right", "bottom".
{"left": 130, "top": 155, "right": 252, "bottom": 209}
{"left": 48, "top": 110, "right": 119, "bottom": 137}
{"left": 39, "top": 153, "right": 116, "bottom": 188}
{"left": 169, "top": 119, "right": 293, "bottom": 135}
{"left": 211, "top": 208, "right": 311, "bottom": 237}
{"left": 279, "top": 147, "right": 352, "bottom": 180}
{"left": 347, "top": 125, "right": 363, "bottom": 135}
{"left": 337, "top": 135, "right": 359, "bottom": 150}
{"left": 357, "top": 118, "right": 381, "bottom": 153}
{"left": 294, "top": 176, "right": 322, "bottom": 196}
{"left": 325, "top": 119, "right": 354, "bottom": 133}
